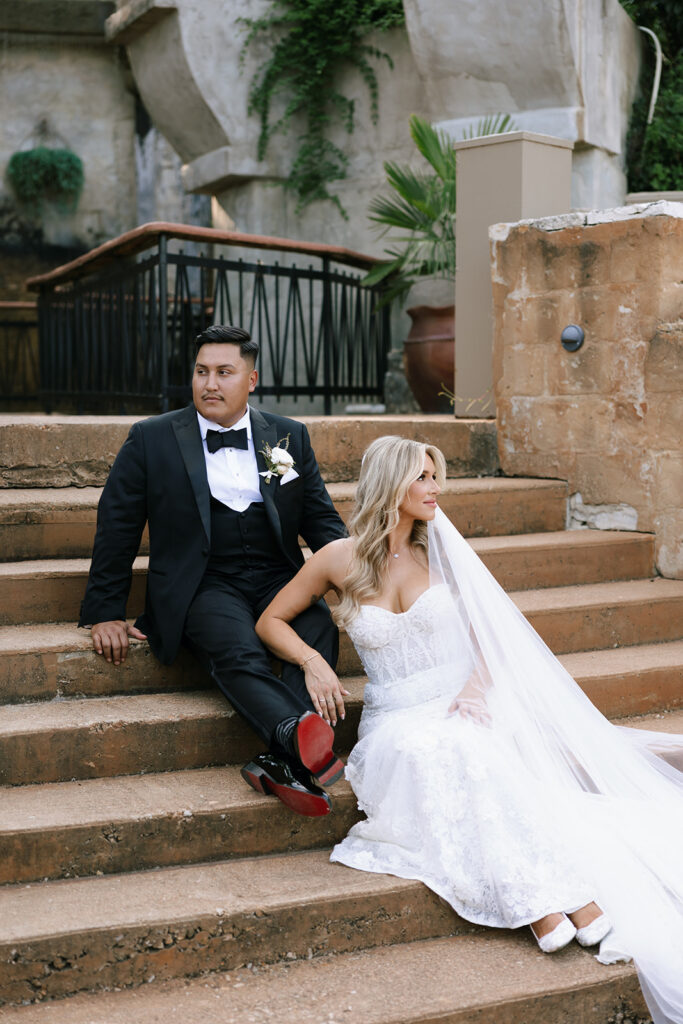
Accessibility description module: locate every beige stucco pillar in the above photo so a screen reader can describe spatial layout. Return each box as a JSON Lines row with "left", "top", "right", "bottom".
{"left": 453, "top": 131, "right": 573, "bottom": 416}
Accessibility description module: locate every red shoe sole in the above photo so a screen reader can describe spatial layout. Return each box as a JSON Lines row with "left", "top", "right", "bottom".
{"left": 261, "top": 777, "right": 331, "bottom": 817}
{"left": 295, "top": 713, "right": 345, "bottom": 786}
{"left": 241, "top": 765, "right": 268, "bottom": 795}
{"left": 241, "top": 764, "right": 330, "bottom": 817}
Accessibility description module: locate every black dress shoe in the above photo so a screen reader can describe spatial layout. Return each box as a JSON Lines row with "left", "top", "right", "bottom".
{"left": 293, "top": 711, "right": 345, "bottom": 787}
{"left": 240, "top": 751, "right": 331, "bottom": 817}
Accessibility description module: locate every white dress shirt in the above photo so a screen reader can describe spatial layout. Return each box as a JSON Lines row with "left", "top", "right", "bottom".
{"left": 196, "top": 407, "right": 263, "bottom": 512}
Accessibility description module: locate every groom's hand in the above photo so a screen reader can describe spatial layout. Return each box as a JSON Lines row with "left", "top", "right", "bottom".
{"left": 91, "top": 620, "right": 147, "bottom": 666}
{"left": 303, "top": 657, "right": 350, "bottom": 726}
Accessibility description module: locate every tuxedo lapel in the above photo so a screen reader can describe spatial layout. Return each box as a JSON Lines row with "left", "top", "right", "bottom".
{"left": 172, "top": 405, "right": 211, "bottom": 542}
{"left": 250, "top": 407, "right": 287, "bottom": 554}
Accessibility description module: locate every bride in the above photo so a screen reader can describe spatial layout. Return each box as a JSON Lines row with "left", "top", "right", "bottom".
{"left": 256, "top": 435, "right": 683, "bottom": 1024}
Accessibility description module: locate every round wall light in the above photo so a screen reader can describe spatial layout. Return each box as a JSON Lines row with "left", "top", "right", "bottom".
{"left": 561, "top": 324, "right": 585, "bottom": 352}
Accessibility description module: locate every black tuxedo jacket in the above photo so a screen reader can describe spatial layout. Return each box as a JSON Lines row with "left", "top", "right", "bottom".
{"left": 79, "top": 405, "right": 346, "bottom": 663}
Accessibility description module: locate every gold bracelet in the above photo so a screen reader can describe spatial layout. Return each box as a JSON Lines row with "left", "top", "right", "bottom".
{"left": 299, "top": 652, "right": 320, "bottom": 669}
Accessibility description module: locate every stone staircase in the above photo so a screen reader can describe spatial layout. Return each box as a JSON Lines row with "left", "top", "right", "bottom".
{"left": 0, "top": 413, "right": 682, "bottom": 1023}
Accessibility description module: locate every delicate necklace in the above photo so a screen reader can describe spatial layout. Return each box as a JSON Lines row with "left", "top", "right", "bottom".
{"left": 389, "top": 546, "right": 410, "bottom": 559}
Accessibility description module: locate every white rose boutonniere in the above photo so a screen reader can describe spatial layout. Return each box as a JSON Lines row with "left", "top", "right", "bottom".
{"left": 259, "top": 434, "right": 296, "bottom": 483}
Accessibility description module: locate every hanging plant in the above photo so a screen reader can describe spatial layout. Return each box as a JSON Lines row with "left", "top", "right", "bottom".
{"left": 240, "top": 0, "right": 405, "bottom": 215}
{"left": 7, "top": 147, "right": 84, "bottom": 213}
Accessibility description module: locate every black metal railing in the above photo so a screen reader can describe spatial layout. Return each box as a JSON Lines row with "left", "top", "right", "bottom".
{"left": 28, "top": 223, "right": 391, "bottom": 414}
{"left": 0, "top": 302, "right": 40, "bottom": 405}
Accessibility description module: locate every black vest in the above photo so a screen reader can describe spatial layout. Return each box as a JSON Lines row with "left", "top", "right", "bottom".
{"left": 207, "top": 496, "right": 289, "bottom": 575}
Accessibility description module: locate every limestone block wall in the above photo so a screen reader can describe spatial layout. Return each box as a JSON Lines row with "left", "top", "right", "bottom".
{"left": 491, "top": 202, "right": 683, "bottom": 578}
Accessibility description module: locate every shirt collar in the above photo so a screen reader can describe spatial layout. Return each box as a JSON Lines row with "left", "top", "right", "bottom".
{"left": 196, "top": 406, "right": 252, "bottom": 441}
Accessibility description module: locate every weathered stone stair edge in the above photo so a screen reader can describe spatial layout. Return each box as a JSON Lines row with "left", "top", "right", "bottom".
{"left": 0, "top": 934, "right": 646, "bottom": 1024}
{"left": 0, "top": 768, "right": 361, "bottom": 886}
{"left": 2, "top": 621, "right": 681, "bottom": 708}
{"left": 0, "top": 530, "right": 659, "bottom": 626}
{"left": 1, "top": 660, "right": 682, "bottom": 788}
{"left": 0, "top": 477, "right": 569, "bottom": 558}
{"left": 0, "top": 414, "right": 499, "bottom": 487}
{"left": 3, "top": 699, "right": 683, "bottom": 885}
{"left": 0, "top": 849, "right": 462, "bottom": 1005}
{"left": 0, "top": 847, "right": 644, "bottom": 1010}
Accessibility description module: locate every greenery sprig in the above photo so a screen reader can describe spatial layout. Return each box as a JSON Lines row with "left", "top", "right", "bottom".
{"left": 7, "top": 147, "right": 84, "bottom": 214}
{"left": 240, "top": 0, "right": 405, "bottom": 215}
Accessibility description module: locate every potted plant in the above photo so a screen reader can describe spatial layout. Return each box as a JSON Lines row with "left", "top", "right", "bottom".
{"left": 363, "top": 112, "right": 513, "bottom": 412}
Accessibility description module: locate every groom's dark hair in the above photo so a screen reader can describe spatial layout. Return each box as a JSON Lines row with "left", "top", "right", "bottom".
{"left": 193, "top": 324, "right": 259, "bottom": 366}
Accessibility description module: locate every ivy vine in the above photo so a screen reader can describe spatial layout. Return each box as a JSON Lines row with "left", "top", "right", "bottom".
{"left": 620, "top": 0, "right": 683, "bottom": 190}
{"left": 7, "top": 147, "right": 84, "bottom": 213}
{"left": 240, "top": 0, "right": 405, "bottom": 214}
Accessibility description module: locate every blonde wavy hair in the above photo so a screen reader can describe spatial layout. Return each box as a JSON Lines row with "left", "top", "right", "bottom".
{"left": 334, "top": 435, "right": 447, "bottom": 629}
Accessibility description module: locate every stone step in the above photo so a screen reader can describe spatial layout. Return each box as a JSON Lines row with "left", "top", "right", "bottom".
{"left": 0, "top": 933, "right": 645, "bottom": 1024}
{"left": 3, "top": 612, "right": 681, "bottom": 717}
{"left": 2, "top": 644, "right": 683, "bottom": 787}
{"left": 0, "top": 847, "right": 462, "bottom": 1006}
{"left": 512, "top": 577, "right": 683, "bottom": 654}
{"left": 562, "top": 641, "right": 683, "bottom": 718}
{"left": 0, "top": 682, "right": 359, "bottom": 787}
{"left": 3, "top": 687, "right": 682, "bottom": 885}
{"left": 0, "top": 767, "right": 362, "bottom": 886}
{"left": 0, "top": 414, "right": 498, "bottom": 488}
{"left": 0, "top": 622, "right": 362, "bottom": 704}
{"left": 0, "top": 478, "right": 568, "bottom": 560}
{"left": 469, "top": 529, "right": 654, "bottom": 591}
{"left": 0, "top": 557, "right": 148, "bottom": 627}
{"left": 0, "top": 530, "right": 657, "bottom": 626}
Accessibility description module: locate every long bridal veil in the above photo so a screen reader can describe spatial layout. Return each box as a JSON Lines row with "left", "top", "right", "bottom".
{"left": 428, "top": 507, "right": 683, "bottom": 1024}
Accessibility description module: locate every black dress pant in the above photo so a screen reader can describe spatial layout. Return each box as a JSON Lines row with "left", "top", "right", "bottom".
{"left": 182, "top": 566, "right": 339, "bottom": 748}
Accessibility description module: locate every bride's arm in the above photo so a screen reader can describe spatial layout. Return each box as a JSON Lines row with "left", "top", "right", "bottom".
{"left": 448, "top": 625, "right": 493, "bottom": 724}
{"left": 256, "top": 538, "right": 352, "bottom": 726}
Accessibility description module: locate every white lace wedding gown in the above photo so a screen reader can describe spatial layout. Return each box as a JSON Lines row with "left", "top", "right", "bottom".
{"left": 330, "top": 512, "right": 683, "bottom": 1024}
{"left": 331, "top": 583, "right": 596, "bottom": 929}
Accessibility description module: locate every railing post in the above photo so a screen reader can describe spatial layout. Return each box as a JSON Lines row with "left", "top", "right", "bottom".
{"left": 321, "top": 256, "right": 332, "bottom": 416}
{"left": 158, "top": 233, "right": 169, "bottom": 413}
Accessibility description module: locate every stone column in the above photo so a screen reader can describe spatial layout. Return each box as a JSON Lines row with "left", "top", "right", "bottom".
{"left": 453, "top": 131, "right": 573, "bottom": 417}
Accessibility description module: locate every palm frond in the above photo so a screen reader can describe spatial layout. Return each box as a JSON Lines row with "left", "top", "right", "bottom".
{"left": 461, "top": 113, "right": 517, "bottom": 139}
{"left": 408, "top": 115, "right": 456, "bottom": 182}
{"left": 368, "top": 193, "right": 433, "bottom": 232}
{"left": 363, "top": 111, "right": 512, "bottom": 304}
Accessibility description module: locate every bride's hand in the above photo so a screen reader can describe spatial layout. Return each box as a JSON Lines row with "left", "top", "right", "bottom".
{"left": 448, "top": 693, "right": 491, "bottom": 726}
{"left": 304, "top": 655, "right": 350, "bottom": 726}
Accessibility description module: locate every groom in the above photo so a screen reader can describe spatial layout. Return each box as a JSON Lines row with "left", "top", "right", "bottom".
{"left": 80, "top": 324, "right": 347, "bottom": 817}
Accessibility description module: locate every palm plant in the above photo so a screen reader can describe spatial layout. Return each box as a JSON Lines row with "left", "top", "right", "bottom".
{"left": 363, "top": 112, "right": 515, "bottom": 305}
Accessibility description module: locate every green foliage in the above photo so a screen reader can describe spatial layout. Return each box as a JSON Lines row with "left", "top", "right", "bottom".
{"left": 628, "top": 51, "right": 683, "bottom": 190}
{"left": 7, "top": 147, "right": 84, "bottom": 213}
{"left": 618, "top": 0, "right": 683, "bottom": 55}
{"left": 240, "top": 0, "right": 405, "bottom": 214}
{"left": 619, "top": 0, "right": 683, "bottom": 191}
{"left": 363, "top": 113, "right": 516, "bottom": 305}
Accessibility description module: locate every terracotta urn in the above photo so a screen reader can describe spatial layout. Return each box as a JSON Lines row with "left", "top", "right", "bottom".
{"left": 403, "top": 304, "right": 455, "bottom": 413}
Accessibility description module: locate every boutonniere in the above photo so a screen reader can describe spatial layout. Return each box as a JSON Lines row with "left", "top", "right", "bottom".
{"left": 259, "top": 434, "right": 296, "bottom": 483}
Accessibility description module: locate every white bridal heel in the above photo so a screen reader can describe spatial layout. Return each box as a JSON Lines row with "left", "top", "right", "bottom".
{"left": 531, "top": 914, "right": 577, "bottom": 953}
{"left": 575, "top": 913, "right": 612, "bottom": 947}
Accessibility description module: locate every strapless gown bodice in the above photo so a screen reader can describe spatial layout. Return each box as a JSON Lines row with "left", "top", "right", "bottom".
{"left": 346, "top": 584, "right": 473, "bottom": 717}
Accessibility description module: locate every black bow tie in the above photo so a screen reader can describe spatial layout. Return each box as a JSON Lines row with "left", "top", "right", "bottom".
{"left": 205, "top": 427, "right": 249, "bottom": 454}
